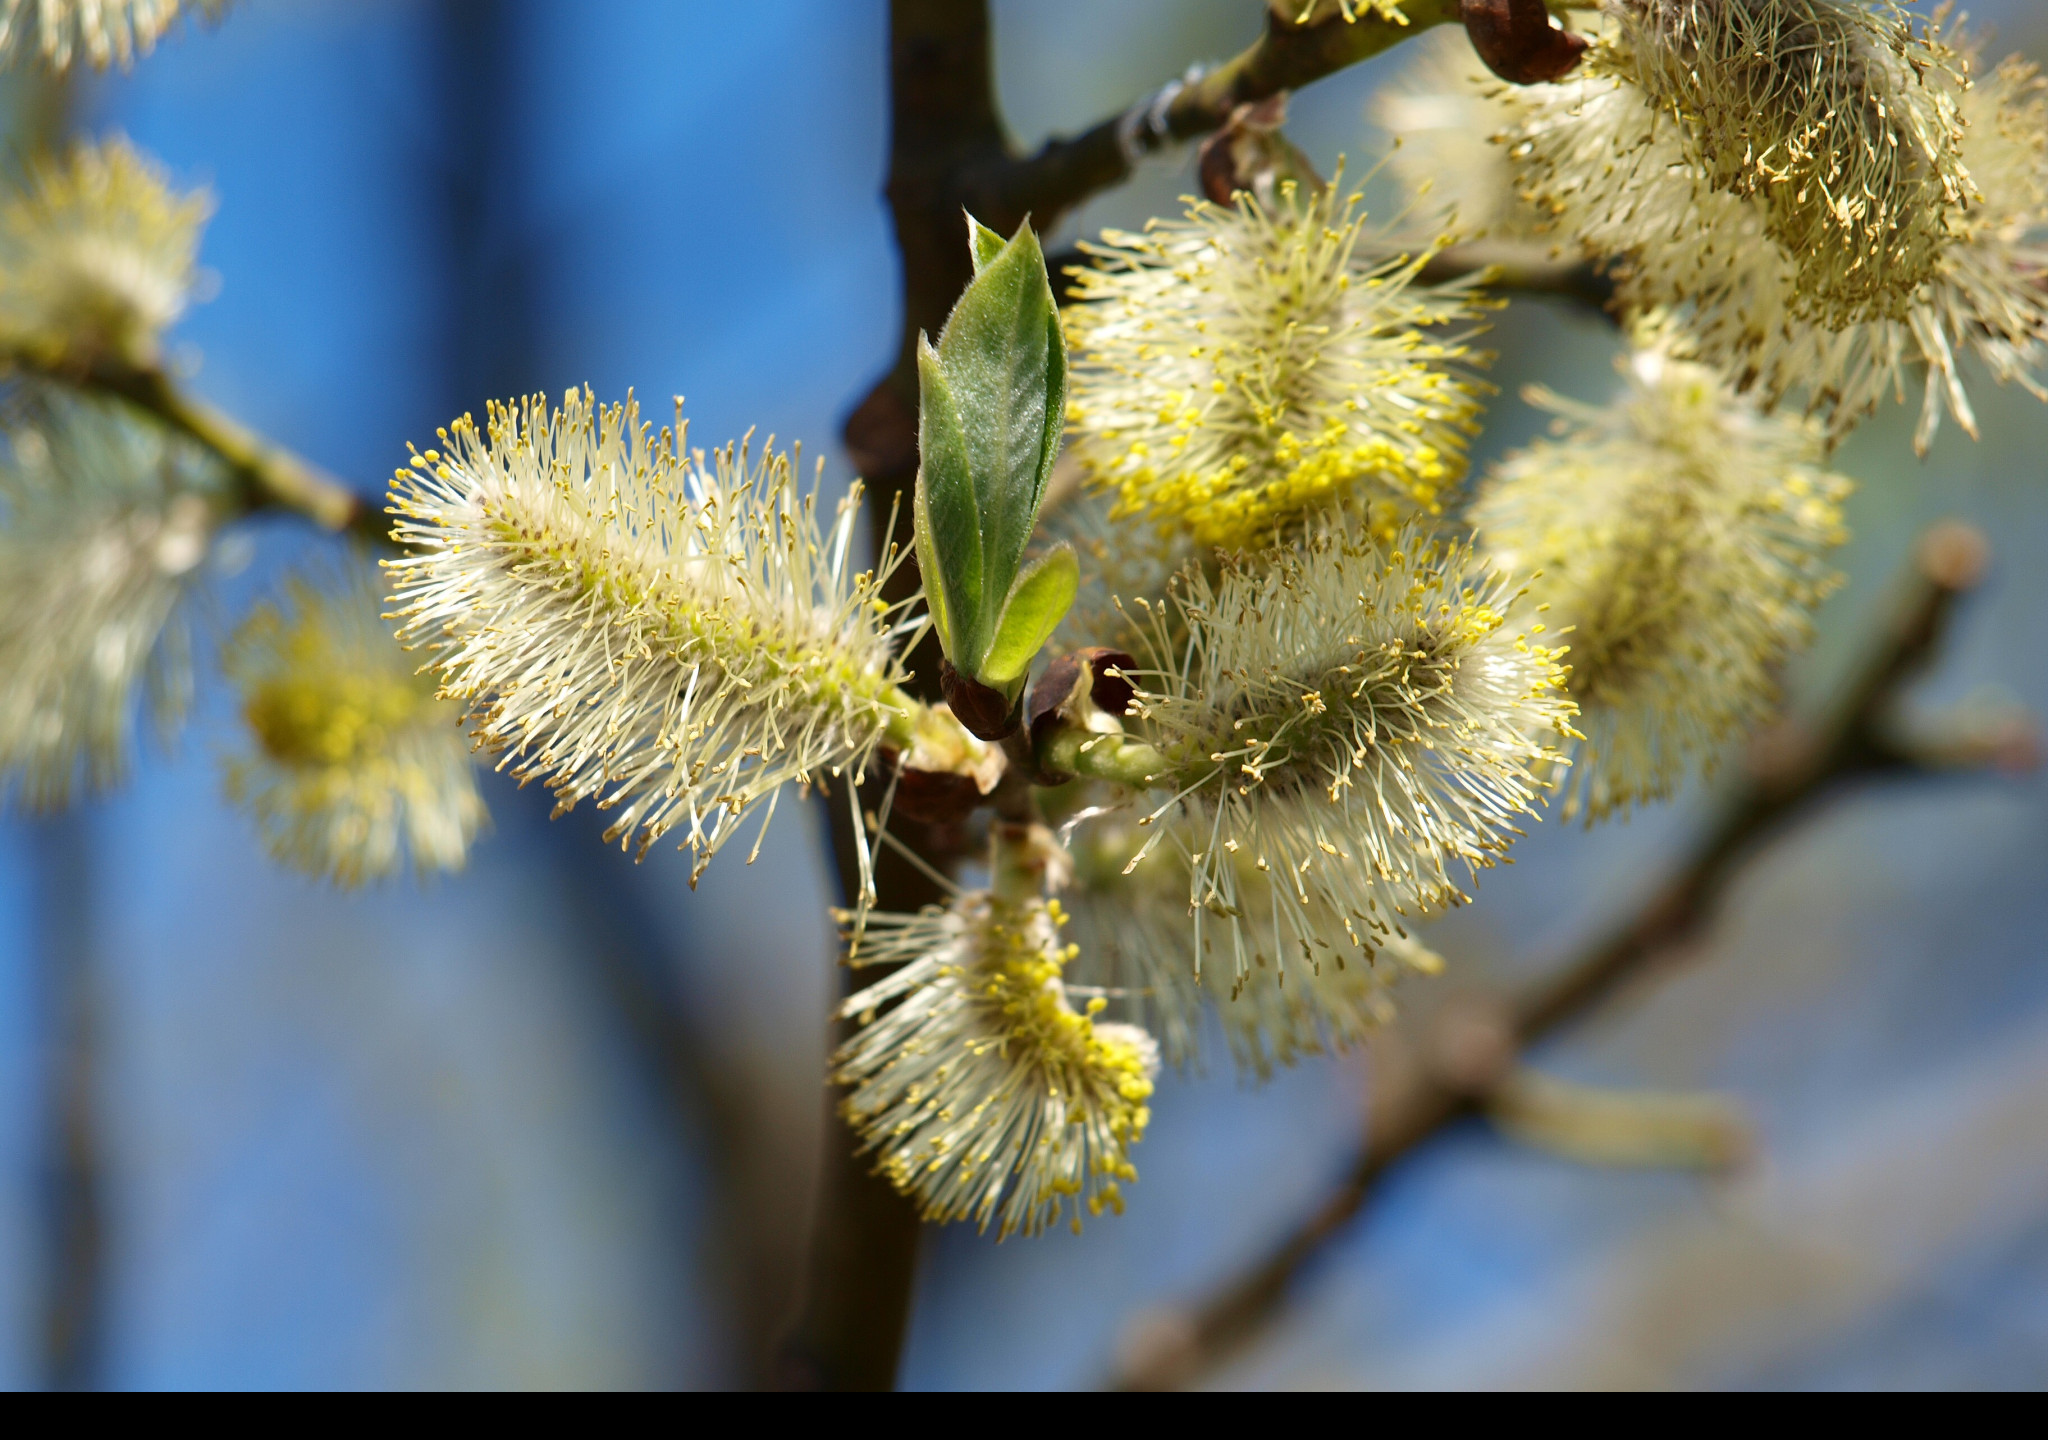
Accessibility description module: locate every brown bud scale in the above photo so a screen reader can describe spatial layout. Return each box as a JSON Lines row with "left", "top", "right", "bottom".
{"left": 877, "top": 751, "right": 989, "bottom": 825}
{"left": 1027, "top": 647, "right": 1138, "bottom": 784}
{"left": 940, "top": 657, "right": 1021, "bottom": 741}
{"left": 1461, "top": 0, "right": 1588, "bottom": 86}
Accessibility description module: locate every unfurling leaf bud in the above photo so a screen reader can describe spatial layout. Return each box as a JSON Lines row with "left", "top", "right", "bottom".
{"left": 913, "top": 215, "right": 1073, "bottom": 730}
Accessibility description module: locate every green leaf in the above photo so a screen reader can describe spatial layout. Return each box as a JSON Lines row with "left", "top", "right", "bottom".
{"left": 912, "top": 467, "right": 953, "bottom": 660}
{"left": 967, "top": 214, "right": 1006, "bottom": 274}
{"left": 932, "top": 219, "right": 1067, "bottom": 662}
{"left": 915, "top": 336, "right": 981, "bottom": 664}
{"left": 980, "top": 544, "right": 1079, "bottom": 687}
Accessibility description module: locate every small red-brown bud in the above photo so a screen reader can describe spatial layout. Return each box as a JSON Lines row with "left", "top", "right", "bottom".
{"left": 1196, "top": 94, "right": 1322, "bottom": 208}
{"left": 1916, "top": 520, "right": 1990, "bottom": 592}
{"left": 1460, "top": 0, "right": 1588, "bottom": 86}
{"left": 1426, "top": 992, "right": 1518, "bottom": 1096}
{"left": 939, "top": 658, "right": 1022, "bottom": 741}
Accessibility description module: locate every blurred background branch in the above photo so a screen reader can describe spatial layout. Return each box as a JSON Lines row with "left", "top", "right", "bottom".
{"left": 6, "top": 354, "right": 384, "bottom": 541}
{"left": 31, "top": 809, "right": 100, "bottom": 1392}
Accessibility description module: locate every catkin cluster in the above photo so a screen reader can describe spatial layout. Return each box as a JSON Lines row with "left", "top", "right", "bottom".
{"left": 11, "top": 0, "right": 2036, "bottom": 1252}
{"left": 1458, "top": 6, "right": 2048, "bottom": 450}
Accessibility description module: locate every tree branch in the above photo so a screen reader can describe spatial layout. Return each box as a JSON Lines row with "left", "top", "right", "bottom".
{"left": 1111, "top": 520, "right": 2030, "bottom": 1390}
{"left": 1046, "top": 239, "right": 1618, "bottom": 317}
{"left": 968, "top": 0, "right": 1598, "bottom": 255}
{"left": 812, "top": 0, "right": 1593, "bottom": 1390}
{"left": 969, "top": 1, "right": 1464, "bottom": 242}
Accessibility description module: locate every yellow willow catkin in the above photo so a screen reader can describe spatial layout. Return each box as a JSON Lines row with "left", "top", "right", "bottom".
{"left": 834, "top": 893, "right": 1160, "bottom": 1239}
{"left": 0, "top": 0, "right": 226, "bottom": 70}
{"left": 0, "top": 136, "right": 211, "bottom": 369}
{"left": 1065, "top": 175, "right": 1490, "bottom": 551}
{"left": 1471, "top": 342, "right": 1851, "bottom": 818}
{"left": 1607, "top": 0, "right": 1972, "bottom": 325}
{"left": 1374, "top": 26, "right": 1548, "bottom": 244}
{"left": 386, "top": 389, "right": 915, "bottom": 883}
{"left": 1117, "top": 523, "right": 1574, "bottom": 989}
{"left": 1502, "top": 13, "right": 2047, "bottom": 451}
{"left": 223, "top": 562, "right": 486, "bottom": 886}
{"left": 1062, "top": 835, "right": 1448, "bottom": 1079}
{"left": 0, "top": 393, "right": 218, "bottom": 808}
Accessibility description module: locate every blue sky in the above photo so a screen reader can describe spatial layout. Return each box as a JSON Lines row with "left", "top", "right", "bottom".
{"left": 3, "top": 0, "right": 2047, "bottom": 1389}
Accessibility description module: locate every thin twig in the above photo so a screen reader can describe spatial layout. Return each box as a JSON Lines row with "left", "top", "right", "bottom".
{"left": 1111, "top": 520, "right": 2027, "bottom": 1390}
{"left": 1417, "top": 241, "right": 1617, "bottom": 315}
{"left": 966, "top": 1, "right": 1470, "bottom": 237}
{"left": 971, "top": 0, "right": 1584, "bottom": 241}
{"left": 1049, "top": 240, "right": 1617, "bottom": 317}
{"left": 9, "top": 353, "right": 389, "bottom": 545}
{"left": 849, "top": 0, "right": 1578, "bottom": 484}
